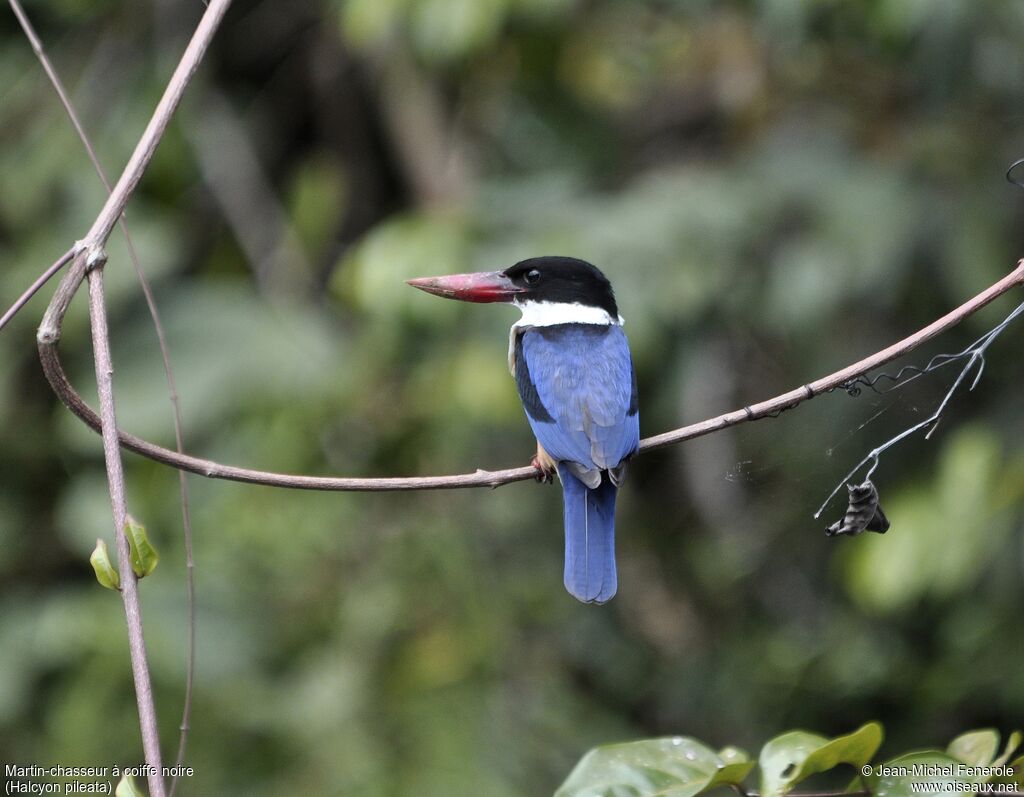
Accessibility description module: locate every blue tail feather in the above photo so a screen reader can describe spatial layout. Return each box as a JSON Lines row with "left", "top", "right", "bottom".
{"left": 558, "top": 463, "right": 618, "bottom": 604}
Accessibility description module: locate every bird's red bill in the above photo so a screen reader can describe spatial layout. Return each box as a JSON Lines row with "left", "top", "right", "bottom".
{"left": 406, "top": 271, "right": 524, "bottom": 303}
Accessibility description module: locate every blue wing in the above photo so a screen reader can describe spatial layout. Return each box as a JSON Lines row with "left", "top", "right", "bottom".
{"left": 515, "top": 324, "right": 639, "bottom": 475}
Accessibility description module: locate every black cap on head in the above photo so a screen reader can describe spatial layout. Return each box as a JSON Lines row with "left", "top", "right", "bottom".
{"left": 502, "top": 257, "right": 618, "bottom": 317}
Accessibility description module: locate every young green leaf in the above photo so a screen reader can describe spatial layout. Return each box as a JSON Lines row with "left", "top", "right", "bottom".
{"left": 556, "top": 737, "right": 754, "bottom": 797}
{"left": 759, "top": 722, "right": 883, "bottom": 797}
{"left": 125, "top": 516, "right": 159, "bottom": 578}
{"left": 89, "top": 538, "right": 120, "bottom": 591}
{"left": 715, "top": 746, "right": 755, "bottom": 784}
{"left": 992, "top": 732, "right": 1021, "bottom": 769}
{"left": 115, "top": 774, "right": 145, "bottom": 797}
{"left": 948, "top": 729, "right": 999, "bottom": 767}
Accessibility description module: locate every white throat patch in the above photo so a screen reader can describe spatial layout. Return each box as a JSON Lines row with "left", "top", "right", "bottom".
{"left": 513, "top": 300, "right": 622, "bottom": 328}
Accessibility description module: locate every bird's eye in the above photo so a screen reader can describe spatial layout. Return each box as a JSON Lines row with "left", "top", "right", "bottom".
{"left": 525, "top": 269, "right": 541, "bottom": 285}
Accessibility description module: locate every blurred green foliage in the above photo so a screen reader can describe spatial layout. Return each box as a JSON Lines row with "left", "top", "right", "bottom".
{"left": 1, "top": 0, "right": 1023, "bottom": 795}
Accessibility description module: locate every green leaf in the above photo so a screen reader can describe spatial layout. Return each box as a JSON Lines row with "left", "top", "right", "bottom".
{"left": 992, "top": 732, "right": 1022, "bottom": 769}
{"left": 115, "top": 774, "right": 145, "bottom": 797}
{"left": 864, "top": 752, "right": 978, "bottom": 797}
{"left": 556, "top": 737, "right": 754, "bottom": 797}
{"left": 125, "top": 516, "right": 159, "bottom": 578}
{"left": 759, "top": 723, "right": 883, "bottom": 797}
{"left": 948, "top": 730, "right": 999, "bottom": 767}
{"left": 89, "top": 538, "right": 120, "bottom": 590}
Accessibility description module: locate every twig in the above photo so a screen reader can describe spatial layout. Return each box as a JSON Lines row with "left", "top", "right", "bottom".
{"left": 85, "top": 252, "right": 165, "bottom": 797}
{"left": 37, "top": 260, "right": 1024, "bottom": 491}
{"left": 6, "top": 0, "right": 199, "bottom": 781}
{"left": 815, "top": 298, "right": 1024, "bottom": 518}
{"left": 0, "top": 246, "right": 75, "bottom": 333}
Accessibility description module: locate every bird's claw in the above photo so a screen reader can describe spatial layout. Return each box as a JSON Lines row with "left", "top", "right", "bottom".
{"left": 531, "top": 455, "right": 555, "bottom": 484}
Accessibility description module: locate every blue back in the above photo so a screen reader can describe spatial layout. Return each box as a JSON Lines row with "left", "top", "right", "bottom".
{"left": 515, "top": 323, "right": 639, "bottom": 472}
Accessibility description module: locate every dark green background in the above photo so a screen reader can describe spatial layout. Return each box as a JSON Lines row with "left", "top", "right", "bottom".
{"left": 1, "top": 0, "right": 1022, "bottom": 794}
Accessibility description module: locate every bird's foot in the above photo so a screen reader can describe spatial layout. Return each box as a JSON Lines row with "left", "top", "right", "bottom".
{"left": 531, "top": 442, "right": 556, "bottom": 484}
{"left": 531, "top": 455, "right": 555, "bottom": 483}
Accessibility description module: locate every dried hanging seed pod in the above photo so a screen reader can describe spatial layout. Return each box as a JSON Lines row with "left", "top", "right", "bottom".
{"left": 825, "top": 480, "right": 890, "bottom": 537}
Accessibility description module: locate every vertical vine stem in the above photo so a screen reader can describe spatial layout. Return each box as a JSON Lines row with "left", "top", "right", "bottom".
{"left": 86, "top": 253, "right": 165, "bottom": 797}
{"left": 33, "top": 0, "right": 234, "bottom": 788}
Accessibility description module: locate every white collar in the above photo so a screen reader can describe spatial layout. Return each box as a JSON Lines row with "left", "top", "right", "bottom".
{"left": 512, "top": 300, "right": 623, "bottom": 328}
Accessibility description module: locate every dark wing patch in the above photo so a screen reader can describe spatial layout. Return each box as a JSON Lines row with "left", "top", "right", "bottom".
{"left": 514, "top": 334, "right": 555, "bottom": 422}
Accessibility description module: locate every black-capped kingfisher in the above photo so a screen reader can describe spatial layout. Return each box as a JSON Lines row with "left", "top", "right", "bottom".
{"left": 407, "top": 257, "right": 639, "bottom": 604}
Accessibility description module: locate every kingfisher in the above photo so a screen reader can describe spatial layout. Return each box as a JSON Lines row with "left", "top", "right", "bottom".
{"left": 407, "top": 256, "right": 639, "bottom": 604}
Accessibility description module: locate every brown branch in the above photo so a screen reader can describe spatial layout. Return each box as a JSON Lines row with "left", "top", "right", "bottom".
{"left": 38, "top": 259, "right": 1024, "bottom": 491}
{"left": 86, "top": 254, "right": 165, "bottom": 797}
{"left": 6, "top": 0, "right": 199, "bottom": 781}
